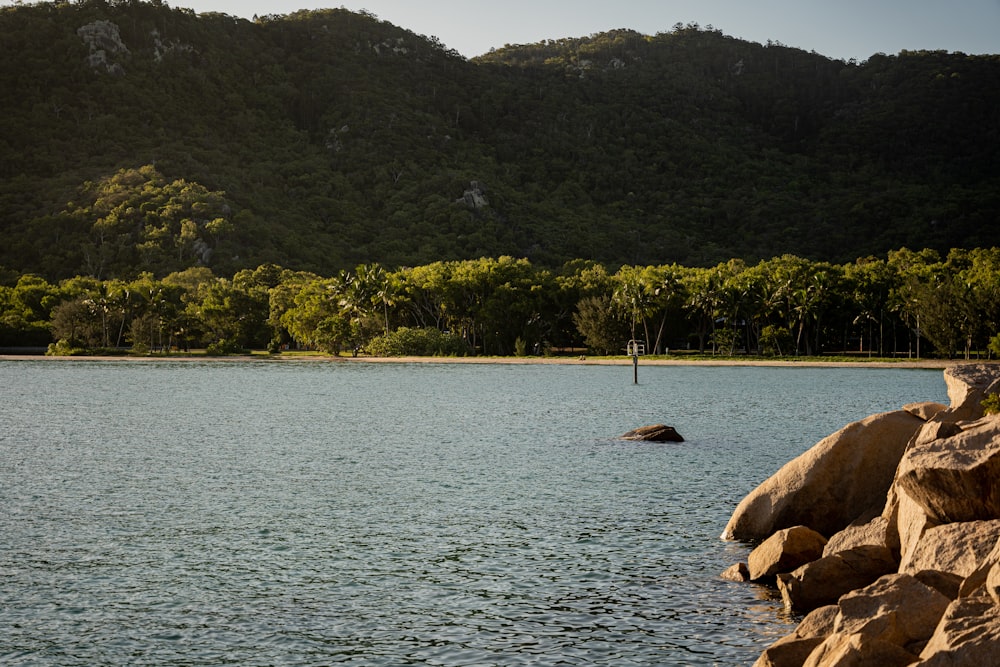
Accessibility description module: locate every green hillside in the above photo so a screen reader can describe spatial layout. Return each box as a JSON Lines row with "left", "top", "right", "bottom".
{"left": 1, "top": 1, "right": 998, "bottom": 280}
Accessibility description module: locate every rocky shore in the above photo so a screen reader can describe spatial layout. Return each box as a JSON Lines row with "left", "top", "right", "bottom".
{"left": 721, "top": 363, "right": 1000, "bottom": 666}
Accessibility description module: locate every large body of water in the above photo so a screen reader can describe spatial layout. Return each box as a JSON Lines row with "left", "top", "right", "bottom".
{"left": 0, "top": 360, "right": 947, "bottom": 666}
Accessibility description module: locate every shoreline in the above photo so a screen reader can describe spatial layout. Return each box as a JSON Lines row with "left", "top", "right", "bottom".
{"left": 0, "top": 354, "right": 966, "bottom": 369}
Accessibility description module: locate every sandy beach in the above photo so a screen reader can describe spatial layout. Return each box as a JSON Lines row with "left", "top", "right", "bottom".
{"left": 0, "top": 353, "right": 967, "bottom": 369}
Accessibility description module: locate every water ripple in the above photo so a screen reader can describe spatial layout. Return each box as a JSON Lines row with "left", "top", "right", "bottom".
{"left": 0, "top": 361, "right": 945, "bottom": 666}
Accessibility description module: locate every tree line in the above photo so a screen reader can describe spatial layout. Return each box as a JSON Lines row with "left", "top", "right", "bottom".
{"left": 2, "top": 248, "right": 999, "bottom": 359}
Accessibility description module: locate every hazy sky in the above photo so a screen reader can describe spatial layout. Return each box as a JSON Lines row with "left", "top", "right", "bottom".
{"left": 5, "top": 0, "right": 1000, "bottom": 60}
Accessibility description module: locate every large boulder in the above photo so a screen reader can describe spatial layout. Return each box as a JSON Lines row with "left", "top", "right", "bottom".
{"left": 760, "top": 576, "right": 952, "bottom": 667}
{"left": 822, "top": 516, "right": 894, "bottom": 558}
{"left": 754, "top": 606, "right": 839, "bottom": 667}
{"left": 913, "top": 569, "right": 963, "bottom": 600}
{"left": 903, "top": 401, "right": 949, "bottom": 421}
{"left": 754, "top": 637, "right": 826, "bottom": 667}
{"left": 884, "top": 484, "right": 937, "bottom": 567}
{"left": 723, "top": 410, "right": 924, "bottom": 542}
{"left": 956, "top": 535, "right": 1000, "bottom": 597}
{"left": 936, "top": 363, "right": 1000, "bottom": 423}
{"left": 832, "top": 574, "right": 950, "bottom": 650}
{"left": 895, "top": 415, "right": 1000, "bottom": 525}
{"left": 748, "top": 525, "right": 828, "bottom": 581}
{"left": 776, "top": 545, "right": 898, "bottom": 613}
{"left": 802, "top": 633, "right": 918, "bottom": 667}
{"left": 899, "top": 520, "right": 1000, "bottom": 577}
{"left": 987, "top": 562, "right": 1000, "bottom": 605}
{"left": 919, "top": 593, "right": 1000, "bottom": 665}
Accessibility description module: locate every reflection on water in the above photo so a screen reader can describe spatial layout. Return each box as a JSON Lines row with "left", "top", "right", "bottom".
{"left": 0, "top": 361, "right": 946, "bottom": 665}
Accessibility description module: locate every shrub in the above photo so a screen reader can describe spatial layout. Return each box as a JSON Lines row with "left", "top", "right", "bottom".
{"left": 514, "top": 336, "right": 528, "bottom": 357}
{"left": 206, "top": 338, "right": 243, "bottom": 356}
{"left": 46, "top": 339, "right": 84, "bottom": 356}
{"left": 983, "top": 393, "right": 1000, "bottom": 416}
{"left": 759, "top": 324, "right": 792, "bottom": 356}
{"left": 366, "top": 327, "right": 469, "bottom": 357}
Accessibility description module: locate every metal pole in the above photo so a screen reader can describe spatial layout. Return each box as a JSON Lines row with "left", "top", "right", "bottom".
{"left": 633, "top": 350, "right": 638, "bottom": 384}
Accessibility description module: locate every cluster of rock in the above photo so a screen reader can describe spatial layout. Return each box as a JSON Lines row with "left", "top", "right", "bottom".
{"left": 721, "top": 364, "right": 1000, "bottom": 666}
{"left": 77, "top": 20, "right": 129, "bottom": 75}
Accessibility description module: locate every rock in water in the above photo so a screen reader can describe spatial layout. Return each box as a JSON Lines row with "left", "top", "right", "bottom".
{"left": 721, "top": 410, "right": 924, "bottom": 542}
{"left": 620, "top": 424, "right": 684, "bottom": 442}
{"left": 748, "top": 525, "right": 828, "bottom": 581}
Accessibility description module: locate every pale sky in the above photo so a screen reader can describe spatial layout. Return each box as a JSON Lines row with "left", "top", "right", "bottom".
{"left": 4, "top": 0, "right": 1000, "bottom": 61}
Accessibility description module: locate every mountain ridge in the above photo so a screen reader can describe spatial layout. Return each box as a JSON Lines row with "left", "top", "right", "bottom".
{"left": 1, "top": 0, "right": 998, "bottom": 280}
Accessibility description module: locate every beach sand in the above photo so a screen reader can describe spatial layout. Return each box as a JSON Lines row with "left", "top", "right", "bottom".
{"left": 0, "top": 354, "right": 965, "bottom": 369}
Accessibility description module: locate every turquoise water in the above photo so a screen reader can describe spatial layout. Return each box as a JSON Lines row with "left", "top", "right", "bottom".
{"left": 0, "top": 361, "right": 947, "bottom": 666}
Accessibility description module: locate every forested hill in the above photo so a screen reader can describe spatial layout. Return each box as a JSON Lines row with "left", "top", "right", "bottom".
{"left": 2, "top": 0, "right": 999, "bottom": 281}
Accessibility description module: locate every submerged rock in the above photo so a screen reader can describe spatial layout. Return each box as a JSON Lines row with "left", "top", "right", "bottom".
{"left": 620, "top": 424, "right": 684, "bottom": 442}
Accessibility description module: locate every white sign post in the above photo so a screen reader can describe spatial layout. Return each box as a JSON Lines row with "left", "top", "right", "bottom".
{"left": 627, "top": 339, "right": 645, "bottom": 384}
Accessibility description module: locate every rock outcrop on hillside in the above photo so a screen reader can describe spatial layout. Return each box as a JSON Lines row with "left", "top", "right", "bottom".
{"left": 723, "top": 364, "right": 1000, "bottom": 667}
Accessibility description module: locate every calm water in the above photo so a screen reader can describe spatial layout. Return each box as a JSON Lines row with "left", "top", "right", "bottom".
{"left": 0, "top": 360, "right": 947, "bottom": 666}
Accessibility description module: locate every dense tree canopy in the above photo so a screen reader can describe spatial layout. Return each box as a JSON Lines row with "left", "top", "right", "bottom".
{"left": 1, "top": 2, "right": 998, "bottom": 280}
{"left": 4, "top": 250, "right": 1000, "bottom": 361}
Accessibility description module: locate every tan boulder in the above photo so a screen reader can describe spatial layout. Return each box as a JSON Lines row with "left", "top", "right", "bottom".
{"left": 723, "top": 411, "right": 924, "bottom": 542}
{"left": 720, "top": 561, "right": 750, "bottom": 582}
{"left": 986, "top": 562, "right": 1000, "bottom": 605}
{"left": 956, "top": 535, "right": 1000, "bottom": 597}
{"left": 936, "top": 363, "right": 1000, "bottom": 423}
{"left": 802, "top": 632, "right": 918, "bottom": 667}
{"left": 919, "top": 593, "right": 1000, "bottom": 665}
{"left": 798, "top": 604, "right": 842, "bottom": 639}
{"left": 899, "top": 520, "right": 1000, "bottom": 577}
{"left": 754, "top": 637, "right": 826, "bottom": 667}
{"left": 832, "top": 574, "right": 950, "bottom": 649}
{"left": 749, "top": 526, "right": 828, "bottom": 580}
{"left": 777, "top": 545, "right": 898, "bottom": 613}
{"left": 754, "top": 606, "right": 839, "bottom": 667}
{"left": 889, "top": 485, "right": 938, "bottom": 567}
{"left": 912, "top": 570, "right": 963, "bottom": 600}
{"left": 908, "top": 418, "right": 963, "bottom": 449}
{"left": 823, "top": 516, "right": 893, "bottom": 558}
{"left": 895, "top": 416, "right": 1000, "bottom": 525}
{"left": 903, "top": 401, "right": 948, "bottom": 421}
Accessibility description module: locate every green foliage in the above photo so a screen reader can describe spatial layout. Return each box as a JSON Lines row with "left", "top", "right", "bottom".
{"left": 3, "top": 247, "right": 1000, "bottom": 361}
{"left": 0, "top": 3, "right": 998, "bottom": 280}
{"left": 205, "top": 338, "right": 243, "bottom": 356}
{"left": 573, "top": 295, "right": 629, "bottom": 355}
{"left": 983, "top": 393, "right": 1000, "bottom": 416}
{"left": 46, "top": 339, "right": 85, "bottom": 357}
{"left": 365, "top": 327, "right": 469, "bottom": 357}
{"left": 48, "top": 164, "right": 237, "bottom": 279}
{"left": 514, "top": 336, "right": 528, "bottom": 357}
{"left": 759, "top": 325, "right": 793, "bottom": 356}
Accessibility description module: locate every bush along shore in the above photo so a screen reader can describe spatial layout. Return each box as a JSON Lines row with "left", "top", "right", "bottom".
{"left": 722, "top": 363, "right": 1000, "bottom": 666}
